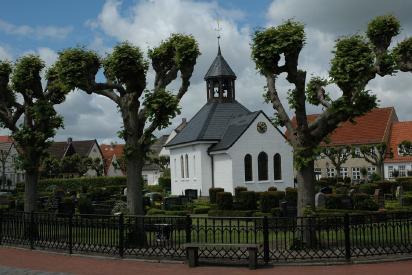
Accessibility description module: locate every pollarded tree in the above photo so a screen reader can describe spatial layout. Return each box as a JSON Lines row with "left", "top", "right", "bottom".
{"left": 321, "top": 146, "right": 351, "bottom": 183}
{"left": 0, "top": 56, "right": 69, "bottom": 212}
{"left": 251, "top": 15, "right": 412, "bottom": 217}
{"left": 359, "top": 143, "right": 389, "bottom": 179}
{"left": 55, "top": 34, "right": 200, "bottom": 215}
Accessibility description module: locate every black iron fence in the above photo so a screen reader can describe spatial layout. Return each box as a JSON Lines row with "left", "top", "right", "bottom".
{"left": 1, "top": 211, "right": 412, "bottom": 263}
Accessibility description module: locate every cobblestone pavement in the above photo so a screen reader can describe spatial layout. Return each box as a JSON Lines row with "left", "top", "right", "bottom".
{"left": 0, "top": 266, "right": 70, "bottom": 275}
{"left": 1, "top": 247, "right": 412, "bottom": 275}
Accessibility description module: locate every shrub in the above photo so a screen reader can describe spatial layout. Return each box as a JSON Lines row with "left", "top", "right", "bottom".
{"left": 403, "top": 195, "right": 412, "bottom": 206}
{"left": 359, "top": 183, "right": 378, "bottom": 195}
{"left": 370, "top": 173, "right": 381, "bottom": 182}
{"left": 209, "top": 188, "right": 224, "bottom": 203}
{"left": 158, "top": 177, "right": 171, "bottom": 191}
{"left": 395, "top": 178, "right": 412, "bottom": 192}
{"left": 216, "top": 192, "right": 233, "bottom": 210}
{"left": 234, "top": 187, "right": 247, "bottom": 201}
{"left": 268, "top": 186, "right": 277, "bottom": 192}
{"left": 88, "top": 188, "right": 112, "bottom": 202}
{"left": 335, "top": 186, "right": 349, "bottom": 195}
{"left": 260, "top": 191, "right": 285, "bottom": 212}
{"left": 376, "top": 181, "right": 395, "bottom": 194}
{"left": 144, "top": 184, "right": 164, "bottom": 193}
{"left": 238, "top": 191, "right": 257, "bottom": 210}
{"left": 325, "top": 194, "right": 346, "bottom": 209}
{"left": 343, "top": 177, "right": 352, "bottom": 185}
{"left": 285, "top": 188, "right": 298, "bottom": 206}
{"left": 352, "top": 193, "right": 379, "bottom": 211}
{"left": 207, "top": 210, "right": 255, "bottom": 217}
{"left": 59, "top": 197, "right": 75, "bottom": 215}
{"left": 77, "top": 197, "right": 94, "bottom": 214}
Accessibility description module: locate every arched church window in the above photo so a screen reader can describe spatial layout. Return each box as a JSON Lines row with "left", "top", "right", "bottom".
{"left": 258, "top": 152, "right": 268, "bottom": 181}
{"left": 273, "top": 153, "right": 282, "bottom": 180}
{"left": 180, "top": 155, "right": 184, "bottom": 178}
{"left": 244, "top": 154, "right": 252, "bottom": 181}
{"left": 185, "top": 154, "right": 189, "bottom": 178}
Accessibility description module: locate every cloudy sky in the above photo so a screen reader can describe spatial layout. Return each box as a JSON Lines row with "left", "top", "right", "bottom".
{"left": 1, "top": 0, "right": 412, "bottom": 144}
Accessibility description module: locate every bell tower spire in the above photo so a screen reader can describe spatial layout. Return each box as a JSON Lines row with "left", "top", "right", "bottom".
{"left": 204, "top": 22, "right": 237, "bottom": 103}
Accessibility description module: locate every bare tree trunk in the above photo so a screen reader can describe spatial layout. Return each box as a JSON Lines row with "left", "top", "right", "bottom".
{"left": 126, "top": 155, "right": 144, "bottom": 216}
{"left": 24, "top": 171, "right": 38, "bottom": 212}
{"left": 296, "top": 160, "right": 317, "bottom": 247}
{"left": 297, "top": 160, "right": 315, "bottom": 217}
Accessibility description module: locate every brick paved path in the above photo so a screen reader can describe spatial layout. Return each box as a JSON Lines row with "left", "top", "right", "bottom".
{"left": 1, "top": 247, "right": 412, "bottom": 275}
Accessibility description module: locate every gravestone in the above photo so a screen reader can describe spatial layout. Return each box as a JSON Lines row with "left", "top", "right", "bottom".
{"left": 315, "top": 192, "right": 326, "bottom": 208}
{"left": 185, "top": 189, "right": 198, "bottom": 201}
{"left": 280, "top": 201, "right": 288, "bottom": 217}
{"left": 396, "top": 186, "right": 404, "bottom": 206}
{"left": 320, "top": 186, "right": 332, "bottom": 194}
{"left": 341, "top": 196, "right": 353, "bottom": 209}
{"left": 123, "top": 187, "right": 127, "bottom": 196}
{"left": 374, "top": 189, "right": 385, "bottom": 208}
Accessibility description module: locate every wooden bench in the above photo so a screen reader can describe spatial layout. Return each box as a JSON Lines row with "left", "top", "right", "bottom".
{"left": 183, "top": 243, "right": 262, "bottom": 270}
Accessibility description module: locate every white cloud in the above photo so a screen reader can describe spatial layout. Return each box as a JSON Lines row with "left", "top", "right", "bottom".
{"left": 0, "top": 46, "right": 12, "bottom": 60}
{"left": 0, "top": 19, "right": 73, "bottom": 39}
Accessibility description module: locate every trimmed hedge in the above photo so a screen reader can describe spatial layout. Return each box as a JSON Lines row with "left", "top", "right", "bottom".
{"left": 239, "top": 191, "right": 257, "bottom": 210}
{"left": 359, "top": 183, "right": 378, "bottom": 195}
{"left": 260, "top": 191, "right": 285, "bottom": 212}
{"left": 352, "top": 193, "right": 379, "bottom": 211}
{"left": 403, "top": 195, "right": 412, "bottom": 206}
{"left": 285, "top": 187, "right": 297, "bottom": 206}
{"left": 38, "top": 177, "right": 126, "bottom": 191}
{"left": 268, "top": 186, "right": 277, "bottom": 192}
{"left": 192, "top": 206, "right": 211, "bottom": 214}
{"left": 216, "top": 192, "right": 233, "bottom": 210}
{"left": 234, "top": 187, "right": 247, "bottom": 201}
{"left": 209, "top": 188, "right": 224, "bottom": 204}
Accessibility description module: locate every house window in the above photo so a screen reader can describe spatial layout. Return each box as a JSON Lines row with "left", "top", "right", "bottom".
{"left": 193, "top": 155, "right": 196, "bottom": 178}
{"left": 185, "top": 154, "right": 189, "bottom": 178}
{"left": 352, "top": 167, "right": 361, "bottom": 180}
{"left": 327, "top": 168, "right": 336, "bottom": 178}
{"left": 273, "top": 153, "right": 282, "bottom": 180}
{"left": 258, "top": 152, "right": 268, "bottom": 181}
{"left": 340, "top": 167, "right": 348, "bottom": 178}
{"left": 244, "top": 154, "right": 253, "bottom": 182}
{"left": 399, "top": 165, "right": 406, "bottom": 177}
{"left": 388, "top": 166, "right": 394, "bottom": 178}
{"left": 367, "top": 166, "right": 376, "bottom": 178}
{"left": 180, "top": 155, "right": 184, "bottom": 178}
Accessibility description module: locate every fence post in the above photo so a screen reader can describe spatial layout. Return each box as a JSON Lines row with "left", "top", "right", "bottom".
{"left": 68, "top": 215, "right": 73, "bottom": 254}
{"left": 185, "top": 215, "right": 192, "bottom": 243}
{"left": 0, "top": 210, "right": 3, "bottom": 245}
{"left": 263, "top": 216, "right": 269, "bottom": 263}
{"left": 29, "top": 211, "right": 34, "bottom": 250}
{"left": 344, "top": 214, "right": 351, "bottom": 261}
{"left": 118, "top": 214, "right": 124, "bottom": 258}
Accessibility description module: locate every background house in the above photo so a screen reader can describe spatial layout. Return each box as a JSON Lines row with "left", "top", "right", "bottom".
{"left": 384, "top": 121, "right": 412, "bottom": 179}
{"left": 0, "top": 136, "right": 25, "bottom": 189}
{"left": 312, "top": 107, "right": 398, "bottom": 181}
{"left": 47, "top": 137, "right": 104, "bottom": 177}
{"left": 101, "top": 135, "right": 169, "bottom": 185}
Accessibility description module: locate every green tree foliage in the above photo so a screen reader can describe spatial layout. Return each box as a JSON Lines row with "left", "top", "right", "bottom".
{"left": 251, "top": 15, "right": 412, "bottom": 216}
{"left": 0, "top": 55, "right": 69, "bottom": 211}
{"left": 55, "top": 34, "right": 200, "bottom": 215}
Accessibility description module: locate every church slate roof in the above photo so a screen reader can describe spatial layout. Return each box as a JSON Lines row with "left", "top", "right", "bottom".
{"left": 209, "top": 111, "right": 261, "bottom": 152}
{"left": 165, "top": 101, "right": 250, "bottom": 147}
{"left": 204, "top": 49, "right": 236, "bottom": 80}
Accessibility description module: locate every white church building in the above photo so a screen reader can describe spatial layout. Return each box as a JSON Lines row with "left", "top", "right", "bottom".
{"left": 165, "top": 46, "right": 294, "bottom": 196}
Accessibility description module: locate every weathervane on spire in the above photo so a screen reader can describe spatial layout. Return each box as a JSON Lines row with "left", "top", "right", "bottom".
{"left": 214, "top": 18, "right": 222, "bottom": 54}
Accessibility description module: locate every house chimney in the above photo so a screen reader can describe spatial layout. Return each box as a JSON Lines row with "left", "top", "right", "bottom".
{"left": 67, "top": 137, "right": 73, "bottom": 144}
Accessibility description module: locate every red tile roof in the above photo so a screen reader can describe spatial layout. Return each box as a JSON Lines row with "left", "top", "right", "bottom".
{"left": 288, "top": 107, "right": 396, "bottom": 146}
{"left": 0, "top": 136, "right": 13, "bottom": 143}
{"left": 100, "top": 144, "right": 125, "bottom": 175}
{"left": 385, "top": 121, "right": 412, "bottom": 163}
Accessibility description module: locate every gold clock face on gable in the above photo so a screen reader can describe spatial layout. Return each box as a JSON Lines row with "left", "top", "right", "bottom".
{"left": 257, "top": 121, "right": 267, "bottom": 134}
